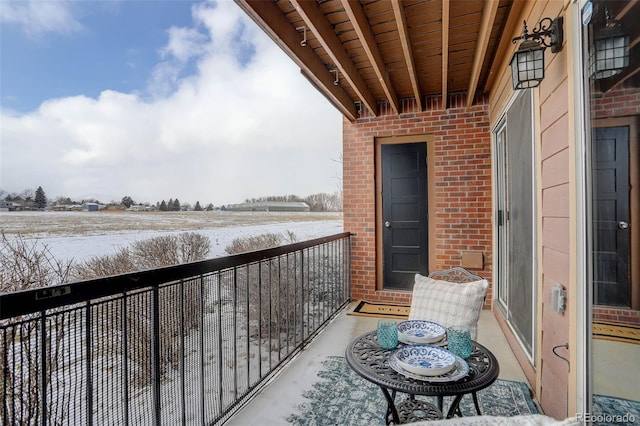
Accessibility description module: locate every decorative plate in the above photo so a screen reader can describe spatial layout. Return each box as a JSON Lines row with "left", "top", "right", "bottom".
{"left": 389, "top": 351, "right": 469, "bottom": 383}
{"left": 397, "top": 320, "right": 446, "bottom": 344}
{"left": 392, "top": 345, "right": 456, "bottom": 376}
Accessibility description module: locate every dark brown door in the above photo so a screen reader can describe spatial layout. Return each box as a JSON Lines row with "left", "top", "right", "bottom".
{"left": 593, "top": 126, "right": 631, "bottom": 306}
{"left": 381, "top": 142, "right": 428, "bottom": 290}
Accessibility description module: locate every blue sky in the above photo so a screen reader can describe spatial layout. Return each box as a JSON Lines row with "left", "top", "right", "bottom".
{"left": 0, "top": 0, "right": 341, "bottom": 206}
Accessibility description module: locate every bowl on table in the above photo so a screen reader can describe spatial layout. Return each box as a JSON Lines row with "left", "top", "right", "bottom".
{"left": 397, "top": 320, "right": 446, "bottom": 344}
{"left": 392, "top": 344, "right": 457, "bottom": 376}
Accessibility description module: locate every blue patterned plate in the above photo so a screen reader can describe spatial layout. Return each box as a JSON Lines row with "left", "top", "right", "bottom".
{"left": 389, "top": 350, "right": 469, "bottom": 382}
{"left": 397, "top": 320, "right": 446, "bottom": 344}
{"left": 392, "top": 344, "right": 456, "bottom": 376}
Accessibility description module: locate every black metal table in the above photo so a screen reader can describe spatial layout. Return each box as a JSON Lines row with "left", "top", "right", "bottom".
{"left": 345, "top": 330, "right": 500, "bottom": 425}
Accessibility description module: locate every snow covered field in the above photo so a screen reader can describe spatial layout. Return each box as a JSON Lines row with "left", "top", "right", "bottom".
{"left": 0, "top": 211, "right": 343, "bottom": 263}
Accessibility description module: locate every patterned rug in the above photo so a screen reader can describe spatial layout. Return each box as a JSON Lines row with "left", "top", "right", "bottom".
{"left": 286, "top": 356, "right": 538, "bottom": 425}
{"left": 592, "top": 394, "right": 640, "bottom": 425}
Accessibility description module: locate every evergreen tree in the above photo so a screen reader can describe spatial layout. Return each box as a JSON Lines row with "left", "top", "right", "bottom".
{"left": 194, "top": 201, "right": 202, "bottom": 211}
{"left": 121, "top": 196, "right": 134, "bottom": 208}
{"left": 173, "top": 199, "right": 181, "bottom": 211}
{"left": 159, "top": 200, "right": 167, "bottom": 211}
{"left": 34, "top": 186, "right": 47, "bottom": 209}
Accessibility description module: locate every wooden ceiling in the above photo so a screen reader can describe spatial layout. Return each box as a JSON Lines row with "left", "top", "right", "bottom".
{"left": 235, "top": 0, "right": 516, "bottom": 120}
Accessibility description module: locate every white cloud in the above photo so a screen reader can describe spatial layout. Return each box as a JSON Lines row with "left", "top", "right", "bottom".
{"left": 0, "top": 1, "right": 83, "bottom": 36}
{"left": 0, "top": 1, "right": 342, "bottom": 205}
{"left": 161, "top": 26, "right": 207, "bottom": 62}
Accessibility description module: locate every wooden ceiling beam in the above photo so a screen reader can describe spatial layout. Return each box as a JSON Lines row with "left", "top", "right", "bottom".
{"left": 234, "top": 0, "right": 357, "bottom": 121}
{"left": 291, "top": 0, "right": 378, "bottom": 117}
{"left": 466, "top": 0, "right": 499, "bottom": 107}
{"left": 442, "top": 0, "right": 450, "bottom": 109}
{"left": 342, "top": 0, "right": 399, "bottom": 114}
{"left": 391, "top": 0, "right": 423, "bottom": 111}
{"left": 484, "top": 0, "right": 526, "bottom": 93}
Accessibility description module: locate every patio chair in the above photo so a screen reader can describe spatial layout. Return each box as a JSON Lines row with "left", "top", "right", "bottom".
{"left": 409, "top": 267, "right": 488, "bottom": 340}
{"left": 408, "top": 267, "right": 489, "bottom": 417}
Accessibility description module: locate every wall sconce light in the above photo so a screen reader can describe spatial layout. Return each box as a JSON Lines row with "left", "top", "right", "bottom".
{"left": 510, "top": 17, "right": 564, "bottom": 90}
{"left": 589, "top": 7, "right": 629, "bottom": 80}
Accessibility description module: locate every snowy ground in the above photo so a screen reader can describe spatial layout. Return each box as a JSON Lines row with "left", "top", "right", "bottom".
{"left": 0, "top": 211, "right": 343, "bottom": 263}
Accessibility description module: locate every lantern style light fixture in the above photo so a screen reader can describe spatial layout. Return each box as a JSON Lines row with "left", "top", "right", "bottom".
{"left": 589, "top": 7, "right": 629, "bottom": 80}
{"left": 510, "top": 17, "right": 564, "bottom": 90}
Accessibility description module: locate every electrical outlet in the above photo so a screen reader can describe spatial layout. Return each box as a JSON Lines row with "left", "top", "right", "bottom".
{"left": 551, "top": 283, "right": 566, "bottom": 314}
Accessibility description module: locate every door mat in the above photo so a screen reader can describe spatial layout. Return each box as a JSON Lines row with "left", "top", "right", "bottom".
{"left": 348, "top": 300, "right": 409, "bottom": 319}
{"left": 286, "top": 356, "right": 538, "bottom": 426}
{"left": 593, "top": 321, "right": 640, "bottom": 344}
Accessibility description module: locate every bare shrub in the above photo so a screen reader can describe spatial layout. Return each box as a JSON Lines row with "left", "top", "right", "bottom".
{"left": 0, "top": 233, "right": 74, "bottom": 425}
{"left": 0, "top": 232, "right": 74, "bottom": 293}
{"left": 225, "top": 232, "right": 300, "bottom": 340}
{"left": 130, "top": 232, "right": 210, "bottom": 268}
{"left": 224, "top": 231, "right": 295, "bottom": 255}
{"left": 73, "top": 247, "right": 135, "bottom": 279}
{"left": 73, "top": 232, "right": 211, "bottom": 387}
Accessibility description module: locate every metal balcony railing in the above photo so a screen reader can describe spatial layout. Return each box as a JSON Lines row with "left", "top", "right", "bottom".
{"left": 0, "top": 232, "right": 351, "bottom": 425}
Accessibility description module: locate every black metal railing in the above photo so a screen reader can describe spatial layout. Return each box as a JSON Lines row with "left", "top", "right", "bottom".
{"left": 1, "top": 232, "right": 351, "bottom": 425}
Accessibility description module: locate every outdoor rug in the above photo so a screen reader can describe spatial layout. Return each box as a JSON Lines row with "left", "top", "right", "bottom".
{"left": 348, "top": 300, "right": 410, "bottom": 319}
{"left": 592, "top": 321, "right": 640, "bottom": 344}
{"left": 592, "top": 394, "right": 640, "bottom": 426}
{"left": 286, "top": 356, "right": 538, "bottom": 426}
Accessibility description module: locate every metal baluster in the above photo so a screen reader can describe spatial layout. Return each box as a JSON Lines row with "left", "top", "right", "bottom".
{"left": 180, "top": 279, "right": 186, "bottom": 425}
{"left": 217, "top": 270, "right": 223, "bottom": 416}
{"left": 152, "top": 287, "right": 161, "bottom": 425}
{"left": 122, "top": 293, "right": 129, "bottom": 426}
{"left": 199, "top": 276, "right": 205, "bottom": 425}
{"left": 40, "top": 311, "right": 47, "bottom": 426}
{"left": 85, "top": 302, "right": 93, "bottom": 426}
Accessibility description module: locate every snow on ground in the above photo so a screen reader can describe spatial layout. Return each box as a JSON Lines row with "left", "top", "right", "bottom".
{"left": 0, "top": 211, "right": 343, "bottom": 263}
{"left": 40, "top": 220, "right": 342, "bottom": 263}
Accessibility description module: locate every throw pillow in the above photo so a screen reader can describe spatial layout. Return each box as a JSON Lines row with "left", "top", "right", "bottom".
{"left": 409, "top": 274, "right": 489, "bottom": 340}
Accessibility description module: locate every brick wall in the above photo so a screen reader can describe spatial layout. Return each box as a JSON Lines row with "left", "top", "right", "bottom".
{"left": 343, "top": 95, "right": 493, "bottom": 307}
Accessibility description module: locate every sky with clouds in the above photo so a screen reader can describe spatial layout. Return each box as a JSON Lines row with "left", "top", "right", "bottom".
{"left": 0, "top": 0, "right": 342, "bottom": 206}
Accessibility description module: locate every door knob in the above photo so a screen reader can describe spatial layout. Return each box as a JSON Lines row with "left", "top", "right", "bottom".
{"left": 618, "top": 221, "right": 629, "bottom": 229}
{"left": 384, "top": 221, "right": 391, "bottom": 228}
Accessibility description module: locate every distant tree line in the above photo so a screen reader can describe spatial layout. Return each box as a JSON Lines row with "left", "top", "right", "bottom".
{"left": 1, "top": 187, "right": 342, "bottom": 212}
{"left": 244, "top": 192, "right": 342, "bottom": 212}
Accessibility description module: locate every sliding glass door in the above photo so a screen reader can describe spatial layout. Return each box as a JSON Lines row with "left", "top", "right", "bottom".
{"left": 494, "top": 90, "right": 536, "bottom": 357}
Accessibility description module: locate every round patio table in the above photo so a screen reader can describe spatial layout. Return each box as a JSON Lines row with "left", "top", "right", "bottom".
{"left": 345, "top": 330, "right": 500, "bottom": 425}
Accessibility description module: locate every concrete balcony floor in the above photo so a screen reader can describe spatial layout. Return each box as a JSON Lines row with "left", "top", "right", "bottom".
{"left": 228, "top": 303, "right": 530, "bottom": 425}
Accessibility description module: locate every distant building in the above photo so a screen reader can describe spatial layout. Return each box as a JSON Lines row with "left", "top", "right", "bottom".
{"left": 226, "top": 201, "right": 310, "bottom": 212}
{"left": 0, "top": 201, "right": 21, "bottom": 212}
{"left": 83, "top": 203, "right": 100, "bottom": 212}
{"left": 129, "top": 204, "right": 153, "bottom": 211}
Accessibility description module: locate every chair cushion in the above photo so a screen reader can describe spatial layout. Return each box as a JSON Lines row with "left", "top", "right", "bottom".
{"left": 409, "top": 274, "right": 489, "bottom": 340}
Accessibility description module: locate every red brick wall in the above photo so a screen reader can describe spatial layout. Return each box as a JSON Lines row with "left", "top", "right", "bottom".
{"left": 343, "top": 95, "right": 493, "bottom": 307}
{"left": 591, "top": 85, "right": 640, "bottom": 118}
{"left": 593, "top": 306, "right": 640, "bottom": 325}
